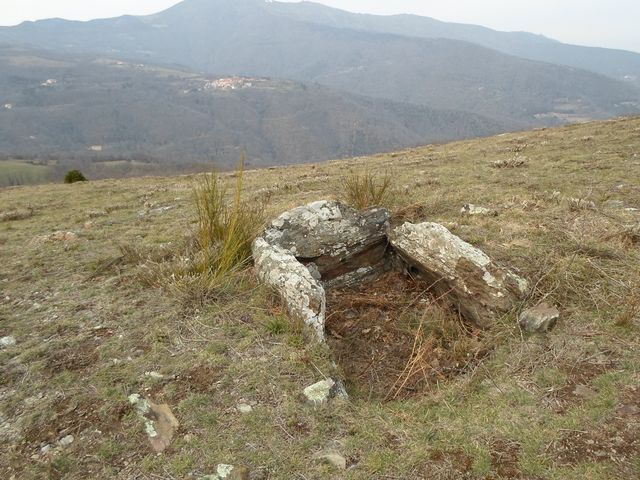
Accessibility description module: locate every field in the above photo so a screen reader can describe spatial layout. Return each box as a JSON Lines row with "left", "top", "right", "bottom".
{"left": 1, "top": 117, "right": 639, "bottom": 479}
{"left": 0, "top": 160, "right": 55, "bottom": 187}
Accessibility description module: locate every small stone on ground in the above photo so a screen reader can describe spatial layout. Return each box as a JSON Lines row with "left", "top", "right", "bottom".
{"left": 313, "top": 449, "right": 347, "bottom": 470}
{"left": 303, "top": 379, "right": 336, "bottom": 406}
{"left": 519, "top": 302, "right": 560, "bottom": 333}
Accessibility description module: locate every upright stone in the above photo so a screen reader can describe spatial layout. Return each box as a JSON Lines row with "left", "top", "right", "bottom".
{"left": 389, "top": 222, "right": 528, "bottom": 327}
{"left": 252, "top": 238, "right": 326, "bottom": 339}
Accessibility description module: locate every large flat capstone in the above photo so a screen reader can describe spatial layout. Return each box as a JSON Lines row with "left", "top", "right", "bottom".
{"left": 261, "top": 200, "right": 391, "bottom": 288}
{"left": 389, "top": 222, "right": 529, "bottom": 328}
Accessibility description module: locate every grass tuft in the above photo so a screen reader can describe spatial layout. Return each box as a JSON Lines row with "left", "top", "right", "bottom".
{"left": 192, "top": 153, "right": 265, "bottom": 286}
{"left": 343, "top": 170, "right": 393, "bottom": 209}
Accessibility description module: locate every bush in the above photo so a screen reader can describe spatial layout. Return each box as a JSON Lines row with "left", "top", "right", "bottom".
{"left": 193, "top": 153, "right": 265, "bottom": 283}
{"left": 343, "top": 170, "right": 392, "bottom": 209}
{"left": 64, "top": 170, "right": 87, "bottom": 183}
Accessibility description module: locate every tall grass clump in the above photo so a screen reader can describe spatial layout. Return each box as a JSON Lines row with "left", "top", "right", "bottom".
{"left": 193, "top": 154, "right": 265, "bottom": 284}
{"left": 343, "top": 170, "right": 393, "bottom": 210}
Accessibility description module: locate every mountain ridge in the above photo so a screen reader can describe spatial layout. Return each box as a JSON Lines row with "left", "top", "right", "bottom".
{"left": 266, "top": 0, "right": 640, "bottom": 83}
{"left": 0, "top": 45, "right": 510, "bottom": 175}
{"left": 0, "top": 0, "right": 637, "bottom": 127}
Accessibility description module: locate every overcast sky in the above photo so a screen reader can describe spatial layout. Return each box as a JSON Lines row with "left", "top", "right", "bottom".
{"left": 1, "top": 0, "right": 638, "bottom": 53}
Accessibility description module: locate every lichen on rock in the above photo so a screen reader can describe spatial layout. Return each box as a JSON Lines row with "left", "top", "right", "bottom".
{"left": 389, "top": 222, "right": 528, "bottom": 327}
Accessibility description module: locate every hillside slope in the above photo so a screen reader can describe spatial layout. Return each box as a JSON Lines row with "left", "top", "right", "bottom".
{"left": 268, "top": 0, "right": 640, "bottom": 85}
{"left": 1, "top": 0, "right": 638, "bottom": 125}
{"left": 1, "top": 117, "right": 639, "bottom": 479}
{"left": 0, "top": 46, "right": 508, "bottom": 171}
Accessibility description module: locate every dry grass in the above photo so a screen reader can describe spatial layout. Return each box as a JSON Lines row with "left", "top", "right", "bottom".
{"left": 1, "top": 117, "right": 640, "bottom": 479}
{"left": 193, "top": 154, "right": 265, "bottom": 281}
{"left": 0, "top": 207, "right": 33, "bottom": 222}
{"left": 343, "top": 170, "right": 393, "bottom": 209}
{"left": 386, "top": 294, "right": 488, "bottom": 401}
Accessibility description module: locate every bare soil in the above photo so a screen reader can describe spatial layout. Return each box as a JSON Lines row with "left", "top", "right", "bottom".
{"left": 326, "top": 272, "right": 488, "bottom": 400}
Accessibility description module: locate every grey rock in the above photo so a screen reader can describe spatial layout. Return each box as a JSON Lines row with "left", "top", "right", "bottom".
{"left": 260, "top": 200, "right": 390, "bottom": 288}
{"left": 519, "top": 303, "right": 560, "bottom": 333}
{"left": 237, "top": 403, "right": 253, "bottom": 414}
{"left": 604, "top": 200, "right": 625, "bottom": 208}
{"left": 573, "top": 385, "right": 597, "bottom": 400}
{"left": 313, "top": 450, "right": 347, "bottom": 470}
{"left": 252, "top": 238, "right": 326, "bottom": 339}
{"left": 0, "top": 336, "right": 16, "bottom": 349}
{"left": 58, "top": 434, "right": 74, "bottom": 447}
{"left": 201, "top": 465, "right": 250, "bottom": 480}
{"left": 460, "top": 204, "right": 498, "bottom": 216}
{"left": 389, "top": 222, "right": 528, "bottom": 328}
{"left": 303, "top": 379, "right": 337, "bottom": 406}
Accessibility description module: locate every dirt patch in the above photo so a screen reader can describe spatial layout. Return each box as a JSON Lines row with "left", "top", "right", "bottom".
{"left": 550, "top": 386, "right": 640, "bottom": 471}
{"left": 544, "top": 356, "right": 616, "bottom": 413}
{"left": 326, "top": 272, "right": 490, "bottom": 400}
{"left": 490, "top": 439, "right": 522, "bottom": 478}
{"left": 150, "top": 364, "right": 224, "bottom": 403}
{"left": 22, "top": 396, "right": 127, "bottom": 449}
{"left": 45, "top": 339, "right": 101, "bottom": 373}
{"left": 427, "top": 448, "right": 474, "bottom": 477}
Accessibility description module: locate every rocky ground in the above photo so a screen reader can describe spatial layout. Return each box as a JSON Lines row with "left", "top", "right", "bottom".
{"left": 1, "top": 117, "right": 639, "bottom": 479}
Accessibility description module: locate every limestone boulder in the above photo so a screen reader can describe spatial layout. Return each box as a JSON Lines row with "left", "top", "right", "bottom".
{"left": 389, "top": 222, "right": 528, "bottom": 327}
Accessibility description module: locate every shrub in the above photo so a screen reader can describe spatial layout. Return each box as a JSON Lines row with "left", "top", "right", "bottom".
{"left": 193, "top": 153, "right": 265, "bottom": 283}
{"left": 64, "top": 170, "right": 87, "bottom": 183}
{"left": 343, "top": 170, "right": 392, "bottom": 209}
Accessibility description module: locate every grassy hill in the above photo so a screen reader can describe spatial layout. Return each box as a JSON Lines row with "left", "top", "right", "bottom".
{"left": 1, "top": 117, "right": 639, "bottom": 479}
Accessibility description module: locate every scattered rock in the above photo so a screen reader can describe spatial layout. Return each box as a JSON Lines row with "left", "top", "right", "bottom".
{"left": 0, "top": 336, "right": 16, "bottom": 349}
{"left": 237, "top": 403, "right": 253, "bottom": 414}
{"left": 619, "top": 404, "right": 640, "bottom": 416}
{"left": 201, "top": 464, "right": 250, "bottom": 480}
{"left": 0, "top": 208, "right": 33, "bottom": 222}
{"left": 313, "top": 449, "right": 347, "bottom": 470}
{"left": 32, "top": 231, "right": 79, "bottom": 245}
{"left": 460, "top": 204, "right": 498, "bottom": 216}
{"left": 566, "top": 197, "right": 596, "bottom": 211}
{"left": 303, "top": 378, "right": 346, "bottom": 406}
{"left": 519, "top": 303, "right": 560, "bottom": 333}
{"left": 129, "top": 394, "right": 179, "bottom": 452}
{"left": 605, "top": 200, "right": 625, "bottom": 209}
{"left": 144, "top": 371, "right": 164, "bottom": 380}
{"left": 58, "top": 434, "right": 75, "bottom": 447}
{"left": 87, "top": 210, "right": 107, "bottom": 218}
{"left": 389, "top": 222, "right": 528, "bottom": 328}
{"left": 492, "top": 156, "right": 527, "bottom": 168}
